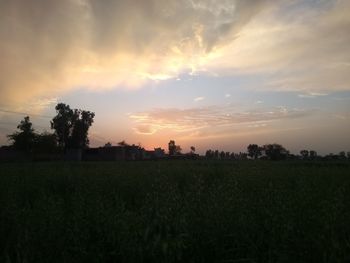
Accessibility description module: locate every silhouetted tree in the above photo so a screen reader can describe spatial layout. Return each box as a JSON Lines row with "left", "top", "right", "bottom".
{"left": 104, "top": 142, "right": 112, "bottom": 147}
{"left": 205, "top": 149, "right": 214, "bottom": 159}
{"left": 51, "top": 103, "right": 74, "bottom": 149}
{"left": 175, "top": 145, "right": 182, "bottom": 155}
{"left": 220, "top": 151, "right": 225, "bottom": 160}
{"left": 309, "top": 150, "right": 317, "bottom": 160}
{"left": 51, "top": 103, "right": 95, "bottom": 150}
{"left": 190, "top": 146, "right": 196, "bottom": 154}
{"left": 214, "top": 150, "right": 219, "bottom": 159}
{"left": 118, "top": 140, "right": 129, "bottom": 146}
{"left": 33, "top": 132, "right": 58, "bottom": 153}
{"left": 168, "top": 140, "right": 182, "bottom": 155}
{"left": 300, "top": 150, "right": 309, "bottom": 160}
{"left": 69, "top": 109, "right": 95, "bottom": 149}
{"left": 238, "top": 152, "right": 248, "bottom": 160}
{"left": 263, "top": 143, "right": 289, "bottom": 160}
{"left": 7, "top": 116, "right": 36, "bottom": 152}
{"left": 168, "top": 140, "right": 176, "bottom": 156}
{"left": 247, "top": 144, "right": 262, "bottom": 159}
{"left": 339, "top": 151, "right": 346, "bottom": 160}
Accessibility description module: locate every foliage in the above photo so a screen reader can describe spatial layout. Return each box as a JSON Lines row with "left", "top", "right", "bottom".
{"left": 51, "top": 103, "right": 95, "bottom": 150}
{"left": 175, "top": 145, "right": 182, "bottom": 154}
{"left": 50, "top": 103, "right": 74, "bottom": 149}
{"left": 263, "top": 143, "right": 289, "bottom": 160}
{"left": 118, "top": 140, "right": 129, "bottom": 146}
{"left": 247, "top": 144, "right": 262, "bottom": 159}
{"left": 300, "top": 150, "right": 309, "bottom": 159}
{"left": 69, "top": 109, "right": 95, "bottom": 149}
{"left": 33, "top": 132, "right": 58, "bottom": 154}
{"left": 310, "top": 150, "right": 317, "bottom": 159}
{"left": 190, "top": 146, "right": 196, "bottom": 154}
{"left": 7, "top": 116, "right": 36, "bottom": 152}
{"left": 168, "top": 140, "right": 182, "bottom": 156}
{"left": 168, "top": 140, "right": 176, "bottom": 156}
{"left": 104, "top": 142, "right": 112, "bottom": 147}
{"left": 0, "top": 160, "right": 349, "bottom": 263}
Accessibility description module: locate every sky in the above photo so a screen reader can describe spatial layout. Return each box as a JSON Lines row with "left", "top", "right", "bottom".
{"left": 0, "top": 0, "right": 350, "bottom": 155}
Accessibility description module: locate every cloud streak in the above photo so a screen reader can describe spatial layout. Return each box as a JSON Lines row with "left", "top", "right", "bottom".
{"left": 194, "top": 96, "right": 205, "bottom": 102}
{"left": 130, "top": 105, "right": 312, "bottom": 136}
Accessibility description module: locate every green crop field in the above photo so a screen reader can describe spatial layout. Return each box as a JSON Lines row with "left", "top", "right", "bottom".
{"left": 0, "top": 160, "right": 350, "bottom": 263}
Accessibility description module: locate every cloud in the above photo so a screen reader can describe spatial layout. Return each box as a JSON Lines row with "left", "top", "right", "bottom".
{"left": 133, "top": 125, "right": 157, "bottom": 135}
{"left": 333, "top": 113, "right": 350, "bottom": 120}
{"left": 130, "top": 105, "right": 312, "bottom": 137}
{"left": 0, "top": 0, "right": 270, "bottom": 107}
{"left": 204, "top": 0, "right": 350, "bottom": 93}
{"left": 298, "top": 92, "right": 328, "bottom": 98}
{"left": 1, "top": 0, "right": 349, "bottom": 109}
{"left": 194, "top": 96, "right": 205, "bottom": 102}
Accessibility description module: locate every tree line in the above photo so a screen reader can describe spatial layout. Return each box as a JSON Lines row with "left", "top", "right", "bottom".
{"left": 3, "top": 103, "right": 350, "bottom": 161}
{"left": 205, "top": 143, "right": 350, "bottom": 161}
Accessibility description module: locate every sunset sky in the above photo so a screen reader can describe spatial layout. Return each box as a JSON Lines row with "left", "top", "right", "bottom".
{"left": 0, "top": 0, "right": 349, "bottom": 154}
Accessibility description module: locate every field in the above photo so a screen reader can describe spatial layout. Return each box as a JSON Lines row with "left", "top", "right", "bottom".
{"left": 0, "top": 160, "right": 350, "bottom": 263}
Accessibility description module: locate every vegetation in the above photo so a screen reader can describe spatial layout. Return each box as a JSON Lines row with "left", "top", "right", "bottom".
{"left": 7, "top": 117, "right": 58, "bottom": 155}
{"left": 6, "top": 103, "right": 94, "bottom": 156}
{"left": 4, "top": 104, "right": 349, "bottom": 161}
{"left": 247, "top": 144, "right": 262, "bottom": 160}
{"left": 51, "top": 103, "right": 95, "bottom": 150}
{"left": 168, "top": 140, "right": 182, "bottom": 156}
{"left": 0, "top": 160, "right": 349, "bottom": 263}
{"left": 7, "top": 116, "right": 36, "bottom": 153}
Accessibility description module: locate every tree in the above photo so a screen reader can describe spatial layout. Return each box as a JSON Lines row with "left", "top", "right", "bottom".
{"left": 263, "top": 143, "right": 289, "bottom": 160}
{"left": 7, "top": 116, "right": 36, "bottom": 152}
{"left": 339, "top": 151, "right": 346, "bottom": 160}
{"left": 51, "top": 103, "right": 73, "bottom": 149}
{"left": 168, "top": 140, "right": 176, "bottom": 156}
{"left": 205, "top": 149, "right": 213, "bottom": 159}
{"left": 190, "top": 146, "right": 196, "bottom": 154}
{"left": 247, "top": 144, "right": 262, "bottom": 159}
{"left": 33, "top": 132, "right": 58, "bottom": 153}
{"left": 220, "top": 151, "right": 226, "bottom": 160}
{"left": 300, "top": 150, "right": 309, "bottom": 160}
{"left": 118, "top": 140, "right": 129, "bottom": 147}
{"left": 175, "top": 145, "right": 182, "bottom": 155}
{"left": 69, "top": 109, "right": 95, "bottom": 149}
{"left": 167, "top": 140, "right": 182, "bottom": 156}
{"left": 309, "top": 150, "right": 317, "bottom": 160}
{"left": 214, "top": 150, "right": 219, "bottom": 159}
{"left": 51, "top": 103, "right": 95, "bottom": 150}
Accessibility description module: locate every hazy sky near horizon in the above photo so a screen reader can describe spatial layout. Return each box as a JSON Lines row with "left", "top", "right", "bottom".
{"left": 0, "top": 0, "right": 349, "bottom": 154}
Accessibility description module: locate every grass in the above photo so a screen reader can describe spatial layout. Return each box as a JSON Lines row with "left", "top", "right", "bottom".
{"left": 0, "top": 160, "right": 350, "bottom": 262}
